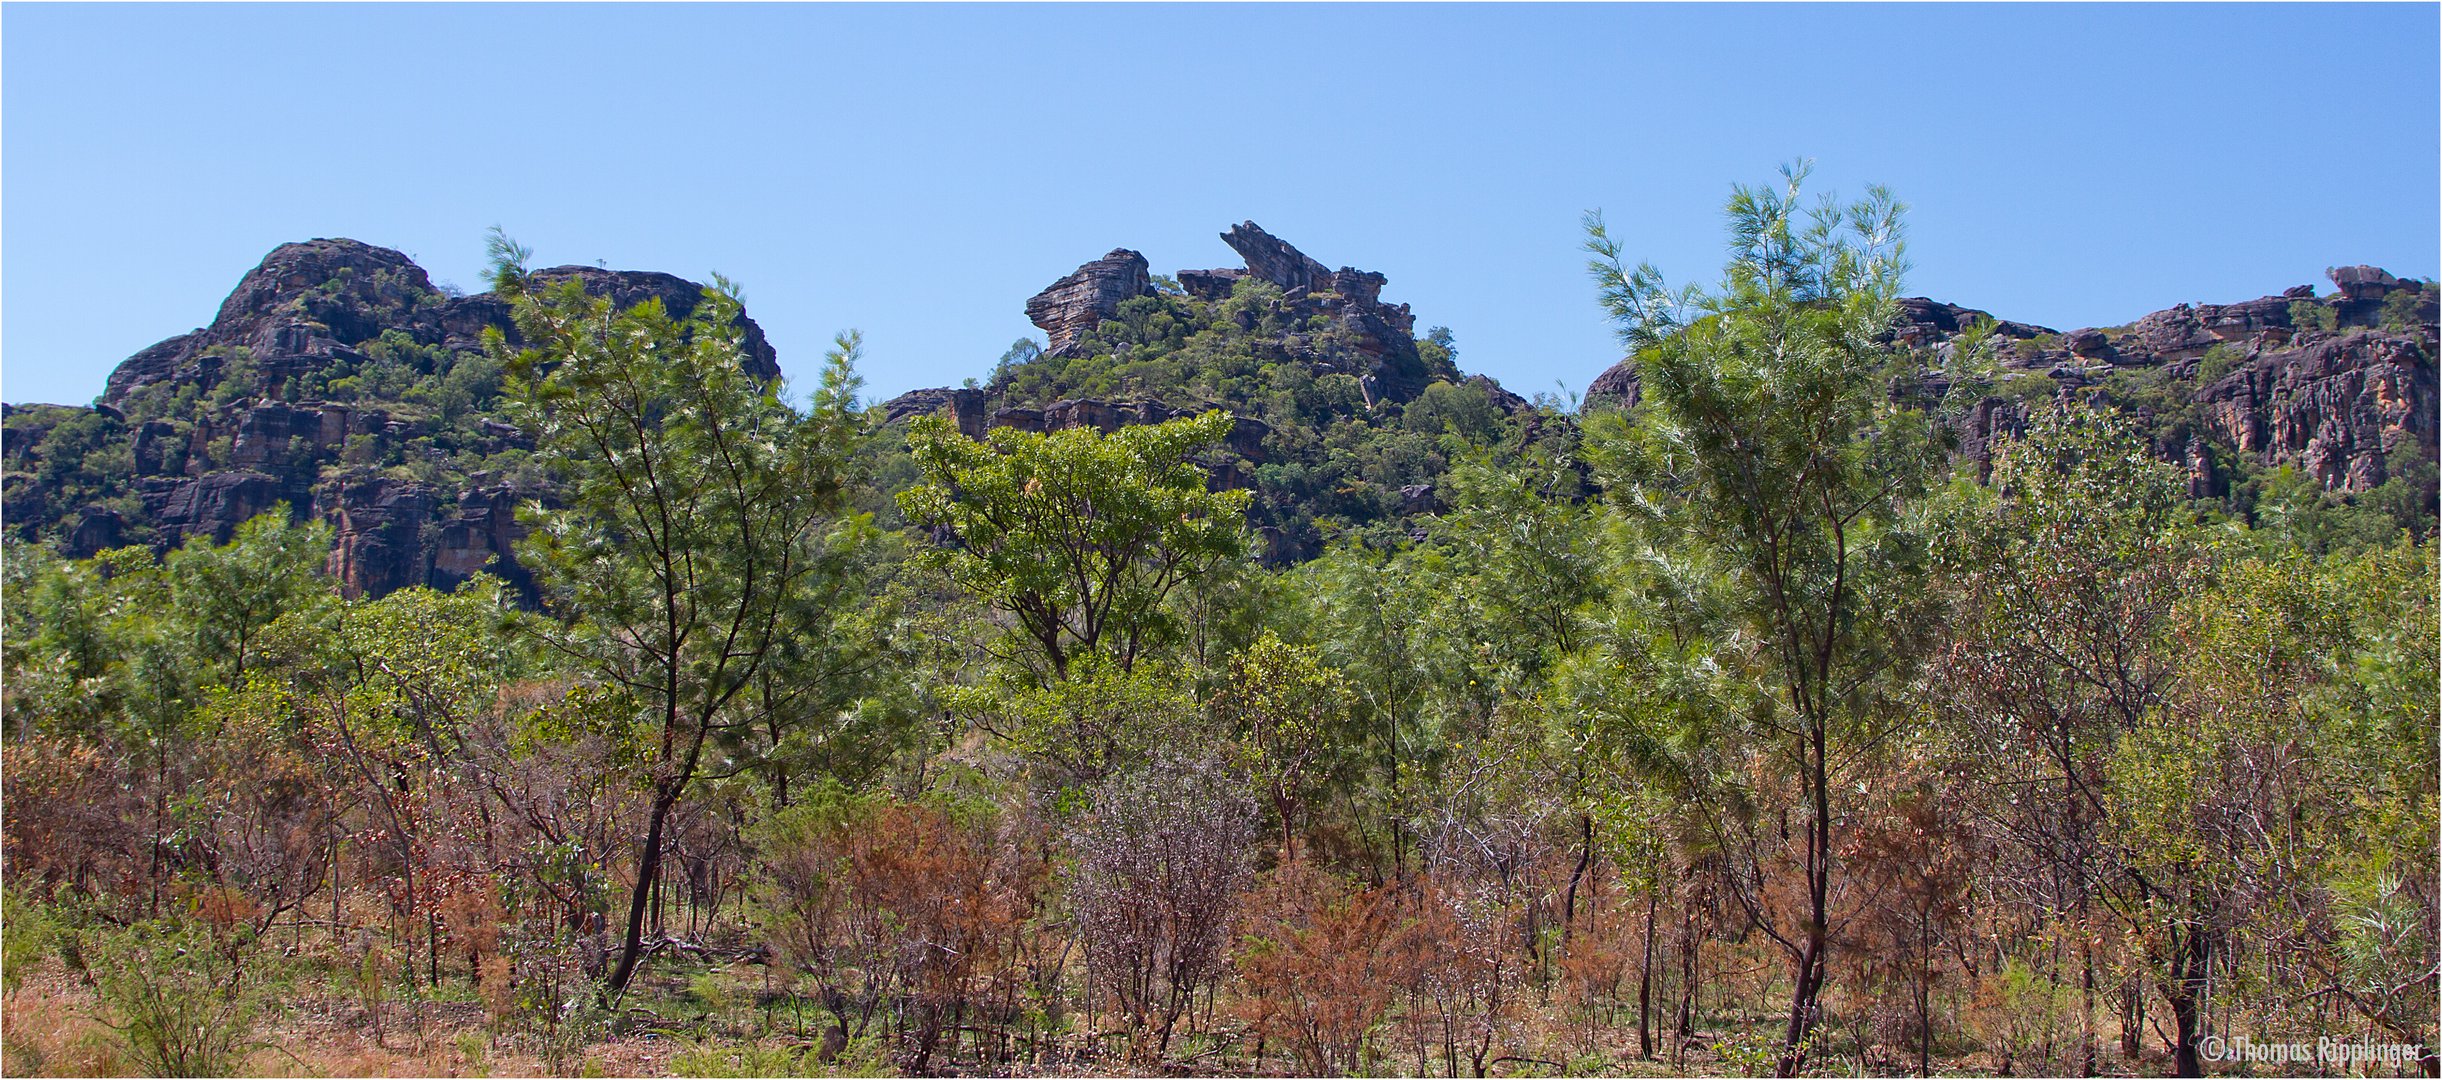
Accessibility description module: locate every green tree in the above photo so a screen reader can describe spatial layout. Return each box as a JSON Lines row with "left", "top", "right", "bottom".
{"left": 1212, "top": 632, "right": 1355, "bottom": 862}
{"left": 163, "top": 508, "right": 334, "bottom": 684}
{"left": 488, "top": 235, "right": 872, "bottom": 996}
{"left": 1584, "top": 161, "right": 1938, "bottom": 1075}
{"left": 897, "top": 411, "right": 1250, "bottom": 683}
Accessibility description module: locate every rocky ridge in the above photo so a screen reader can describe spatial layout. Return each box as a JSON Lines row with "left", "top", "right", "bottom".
{"left": 1583, "top": 267, "right": 2438, "bottom": 496}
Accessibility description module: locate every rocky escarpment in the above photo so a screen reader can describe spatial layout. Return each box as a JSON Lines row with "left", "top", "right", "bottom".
{"left": 4, "top": 239, "right": 778, "bottom": 598}
{"left": 1585, "top": 267, "right": 2438, "bottom": 496}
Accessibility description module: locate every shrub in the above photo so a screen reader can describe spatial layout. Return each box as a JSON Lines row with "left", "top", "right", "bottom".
{"left": 2289, "top": 298, "right": 2338, "bottom": 334}
{"left": 753, "top": 790, "right": 1019, "bottom": 1072}
{"left": 85, "top": 919, "right": 265, "bottom": 1077}
{"left": 1233, "top": 862, "right": 1406, "bottom": 1076}
{"left": 1064, "top": 752, "right": 1257, "bottom": 1062}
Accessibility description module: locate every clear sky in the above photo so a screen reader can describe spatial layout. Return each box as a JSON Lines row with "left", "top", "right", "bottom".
{"left": 5, "top": 3, "right": 2437, "bottom": 408}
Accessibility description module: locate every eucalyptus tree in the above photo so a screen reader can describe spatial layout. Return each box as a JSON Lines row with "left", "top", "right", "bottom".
{"left": 1584, "top": 161, "right": 1940, "bottom": 1075}
{"left": 487, "top": 234, "right": 872, "bottom": 996}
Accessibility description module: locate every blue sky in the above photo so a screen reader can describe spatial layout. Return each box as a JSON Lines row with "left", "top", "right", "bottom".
{"left": 5, "top": 3, "right": 2436, "bottom": 407}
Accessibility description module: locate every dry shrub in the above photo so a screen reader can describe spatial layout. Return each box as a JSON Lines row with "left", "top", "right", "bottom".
{"left": 2, "top": 737, "right": 147, "bottom": 905}
{"left": 1064, "top": 752, "right": 1257, "bottom": 1064}
{"left": 1385, "top": 874, "right": 1522, "bottom": 1078}
{"left": 1233, "top": 861, "right": 1407, "bottom": 1076}
{"left": 1552, "top": 869, "right": 1639, "bottom": 1057}
{"left": 756, "top": 791, "right": 1020, "bottom": 1072}
{"left": 189, "top": 710, "right": 338, "bottom": 933}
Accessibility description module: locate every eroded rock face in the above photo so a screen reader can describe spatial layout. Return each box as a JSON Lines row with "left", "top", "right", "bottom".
{"left": 147, "top": 470, "right": 287, "bottom": 548}
{"left": 1025, "top": 249, "right": 1154, "bottom": 358}
{"left": 1581, "top": 271, "right": 2435, "bottom": 497}
{"left": 880, "top": 387, "right": 991, "bottom": 439}
{"left": 312, "top": 471, "right": 542, "bottom": 599}
{"left": 323, "top": 473, "right": 434, "bottom": 600}
{"left": 10, "top": 237, "right": 778, "bottom": 600}
{"left": 1901, "top": 273, "right": 2432, "bottom": 491}
{"left": 2197, "top": 330, "right": 2436, "bottom": 491}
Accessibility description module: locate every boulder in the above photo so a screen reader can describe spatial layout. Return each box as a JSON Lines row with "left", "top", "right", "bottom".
{"left": 1584, "top": 359, "right": 1642, "bottom": 410}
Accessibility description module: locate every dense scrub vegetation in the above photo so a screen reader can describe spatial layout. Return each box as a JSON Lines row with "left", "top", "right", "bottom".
{"left": 3, "top": 171, "right": 2434, "bottom": 1078}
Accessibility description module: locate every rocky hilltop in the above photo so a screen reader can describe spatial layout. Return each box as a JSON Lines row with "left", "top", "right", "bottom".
{"left": 889, "top": 221, "right": 1491, "bottom": 444}
{"left": 3, "top": 239, "right": 778, "bottom": 596}
{"left": 1585, "top": 267, "right": 2438, "bottom": 498}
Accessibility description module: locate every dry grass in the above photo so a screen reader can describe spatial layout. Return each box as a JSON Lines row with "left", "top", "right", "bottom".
{"left": 1, "top": 966, "right": 137, "bottom": 1077}
{"left": 0, "top": 954, "right": 692, "bottom": 1079}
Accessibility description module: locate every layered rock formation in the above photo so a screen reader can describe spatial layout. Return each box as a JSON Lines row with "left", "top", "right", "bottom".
{"left": 1182, "top": 222, "right": 1428, "bottom": 401}
{"left": 1025, "top": 249, "right": 1154, "bottom": 358}
{"left": 1585, "top": 267, "right": 2437, "bottom": 495}
{"left": 4, "top": 238, "right": 778, "bottom": 597}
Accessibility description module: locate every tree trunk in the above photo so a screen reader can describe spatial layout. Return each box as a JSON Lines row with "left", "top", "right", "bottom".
{"left": 2165, "top": 926, "right": 2212, "bottom": 1078}
{"left": 2120, "top": 979, "right": 2142, "bottom": 1061}
{"left": 1564, "top": 813, "right": 1594, "bottom": 940}
{"left": 1638, "top": 874, "right": 1658, "bottom": 1059}
{"left": 1777, "top": 721, "right": 1833, "bottom": 1078}
{"left": 606, "top": 780, "right": 680, "bottom": 995}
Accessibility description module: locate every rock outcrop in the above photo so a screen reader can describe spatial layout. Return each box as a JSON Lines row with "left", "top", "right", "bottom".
{"left": 891, "top": 221, "right": 1467, "bottom": 454}
{"left": 104, "top": 239, "right": 778, "bottom": 408}
{"left": 880, "top": 386, "right": 991, "bottom": 440}
{"left": 1185, "top": 222, "right": 1428, "bottom": 401}
{"left": 2196, "top": 329, "right": 2435, "bottom": 491}
{"left": 1585, "top": 267, "right": 2436, "bottom": 495}
{"left": 7, "top": 238, "right": 780, "bottom": 598}
{"left": 1025, "top": 249, "right": 1154, "bottom": 358}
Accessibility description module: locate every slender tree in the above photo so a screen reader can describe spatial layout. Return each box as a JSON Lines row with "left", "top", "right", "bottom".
{"left": 489, "top": 233, "right": 870, "bottom": 995}
{"left": 1585, "top": 161, "right": 1940, "bottom": 1075}
{"left": 897, "top": 410, "right": 1249, "bottom": 684}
